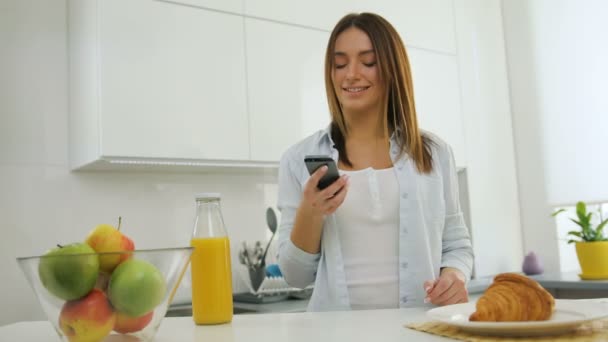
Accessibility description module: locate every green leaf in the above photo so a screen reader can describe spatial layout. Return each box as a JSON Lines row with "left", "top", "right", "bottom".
{"left": 551, "top": 208, "right": 567, "bottom": 217}
{"left": 577, "top": 213, "right": 593, "bottom": 237}
{"left": 567, "top": 231, "right": 582, "bottom": 237}
{"left": 567, "top": 239, "right": 578, "bottom": 244}
{"left": 576, "top": 201, "right": 587, "bottom": 221}
{"left": 588, "top": 229, "right": 597, "bottom": 241}
{"left": 596, "top": 219, "right": 608, "bottom": 238}
{"left": 570, "top": 218, "right": 585, "bottom": 229}
{"left": 584, "top": 225, "right": 596, "bottom": 241}
{"left": 578, "top": 212, "right": 592, "bottom": 228}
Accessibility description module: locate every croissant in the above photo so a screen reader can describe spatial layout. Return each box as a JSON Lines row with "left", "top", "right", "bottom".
{"left": 469, "top": 273, "right": 555, "bottom": 322}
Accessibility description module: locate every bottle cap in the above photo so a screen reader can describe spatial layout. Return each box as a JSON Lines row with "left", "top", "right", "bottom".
{"left": 195, "top": 193, "right": 221, "bottom": 201}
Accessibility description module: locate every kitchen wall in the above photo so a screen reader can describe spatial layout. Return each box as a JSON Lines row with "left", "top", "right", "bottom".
{"left": 0, "top": 0, "right": 279, "bottom": 325}
{"left": 453, "top": 0, "right": 522, "bottom": 278}
{"left": 502, "top": 0, "right": 608, "bottom": 273}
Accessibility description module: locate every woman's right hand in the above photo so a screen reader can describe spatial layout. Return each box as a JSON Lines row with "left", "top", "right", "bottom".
{"left": 290, "top": 165, "right": 349, "bottom": 254}
{"left": 301, "top": 166, "right": 350, "bottom": 216}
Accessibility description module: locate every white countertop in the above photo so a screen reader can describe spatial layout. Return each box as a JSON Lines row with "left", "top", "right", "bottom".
{"left": 164, "top": 273, "right": 604, "bottom": 317}
{"left": 1, "top": 307, "right": 453, "bottom": 342}
{"left": 531, "top": 272, "right": 608, "bottom": 289}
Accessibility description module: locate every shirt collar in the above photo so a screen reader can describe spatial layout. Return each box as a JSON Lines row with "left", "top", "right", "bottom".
{"left": 321, "top": 124, "right": 332, "bottom": 140}
{"left": 322, "top": 123, "right": 402, "bottom": 147}
{"left": 321, "top": 124, "right": 407, "bottom": 164}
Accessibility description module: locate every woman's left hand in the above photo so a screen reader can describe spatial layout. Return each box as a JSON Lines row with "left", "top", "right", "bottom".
{"left": 423, "top": 267, "right": 468, "bottom": 306}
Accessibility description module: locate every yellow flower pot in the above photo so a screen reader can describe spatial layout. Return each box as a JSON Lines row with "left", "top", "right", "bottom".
{"left": 576, "top": 241, "right": 608, "bottom": 279}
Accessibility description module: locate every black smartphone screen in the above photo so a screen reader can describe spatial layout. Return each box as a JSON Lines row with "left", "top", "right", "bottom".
{"left": 304, "top": 155, "right": 340, "bottom": 190}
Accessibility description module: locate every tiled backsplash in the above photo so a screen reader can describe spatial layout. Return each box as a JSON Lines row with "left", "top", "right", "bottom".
{"left": 0, "top": 163, "right": 280, "bottom": 324}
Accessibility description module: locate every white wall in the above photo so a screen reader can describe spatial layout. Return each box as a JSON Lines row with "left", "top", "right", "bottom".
{"left": 502, "top": 0, "right": 608, "bottom": 273}
{"left": 0, "top": 0, "right": 278, "bottom": 325}
{"left": 454, "top": 0, "right": 523, "bottom": 277}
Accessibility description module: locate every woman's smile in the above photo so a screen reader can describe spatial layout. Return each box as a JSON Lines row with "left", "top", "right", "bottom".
{"left": 343, "top": 86, "right": 371, "bottom": 94}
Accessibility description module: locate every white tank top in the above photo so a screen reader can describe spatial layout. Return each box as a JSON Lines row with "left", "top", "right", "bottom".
{"left": 335, "top": 167, "right": 400, "bottom": 310}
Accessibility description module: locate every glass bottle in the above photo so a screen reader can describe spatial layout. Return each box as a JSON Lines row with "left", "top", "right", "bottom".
{"left": 190, "top": 193, "right": 233, "bottom": 324}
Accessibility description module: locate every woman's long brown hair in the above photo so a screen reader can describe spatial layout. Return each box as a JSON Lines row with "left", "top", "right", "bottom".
{"left": 325, "top": 13, "right": 434, "bottom": 173}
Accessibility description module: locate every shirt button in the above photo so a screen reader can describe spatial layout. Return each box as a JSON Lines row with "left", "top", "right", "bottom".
{"left": 401, "top": 296, "right": 408, "bottom": 303}
{"left": 401, "top": 193, "right": 408, "bottom": 199}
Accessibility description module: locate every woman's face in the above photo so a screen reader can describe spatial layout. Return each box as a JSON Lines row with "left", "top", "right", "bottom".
{"left": 332, "top": 27, "right": 383, "bottom": 115}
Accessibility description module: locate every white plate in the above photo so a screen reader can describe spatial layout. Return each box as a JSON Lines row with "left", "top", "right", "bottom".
{"left": 426, "top": 299, "right": 608, "bottom": 337}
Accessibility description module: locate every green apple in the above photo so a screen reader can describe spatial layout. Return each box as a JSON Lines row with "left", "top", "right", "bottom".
{"left": 38, "top": 243, "right": 100, "bottom": 301}
{"left": 108, "top": 259, "right": 166, "bottom": 317}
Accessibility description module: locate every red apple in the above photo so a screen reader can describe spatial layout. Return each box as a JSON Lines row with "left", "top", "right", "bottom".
{"left": 85, "top": 217, "right": 135, "bottom": 273}
{"left": 114, "top": 311, "right": 153, "bottom": 334}
{"left": 59, "top": 289, "right": 116, "bottom": 342}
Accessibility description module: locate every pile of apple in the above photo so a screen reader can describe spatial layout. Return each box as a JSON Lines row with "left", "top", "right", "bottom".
{"left": 38, "top": 218, "right": 166, "bottom": 342}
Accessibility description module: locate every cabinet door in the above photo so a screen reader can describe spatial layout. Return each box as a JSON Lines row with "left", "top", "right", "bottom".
{"left": 408, "top": 49, "right": 466, "bottom": 167}
{"left": 164, "top": 0, "right": 243, "bottom": 14}
{"left": 99, "top": 0, "right": 249, "bottom": 160}
{"left": 245, "top": 0, "right": 455, "bottom": 54}
{"left": 246, "top": 19, "right": 330, "bottom": 162}
{"left": 244, "top": 0, "right": 349, "bottom": 31}
{"left": 352, "top": 0, "right": 456, "bottom": 54}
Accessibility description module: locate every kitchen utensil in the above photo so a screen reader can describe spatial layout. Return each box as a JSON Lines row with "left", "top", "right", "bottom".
{"left": 238, "top": 249, "right": 249, "bottom": 267}
{"left": 253, "top": 241, "right": 263, "bottom": 266}
{"left": 260, "top": 207, "right": 278, "bottom": 267}
{"left": 248, "top": 266, "right": 266, "bottom": 292}
{"left": 242, "top": 241, "right": 251, "bottom": 266}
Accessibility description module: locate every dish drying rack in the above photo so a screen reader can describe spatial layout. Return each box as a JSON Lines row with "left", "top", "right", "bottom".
{"left": 234, "top": 266, "right": 313, "bottom": 303}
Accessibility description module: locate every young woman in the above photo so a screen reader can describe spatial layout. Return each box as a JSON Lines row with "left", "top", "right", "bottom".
{"left": 277, "top": 13, "right": 474, "bottom": 311}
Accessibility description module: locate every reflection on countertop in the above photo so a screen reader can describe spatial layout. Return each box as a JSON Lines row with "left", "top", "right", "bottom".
{"left": 166, "top": 297, "right": 309, "bottom": 317}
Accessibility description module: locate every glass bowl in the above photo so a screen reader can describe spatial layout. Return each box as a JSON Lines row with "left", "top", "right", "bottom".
{"left": 17, "top": 247, "right": 193, "bottom": 342}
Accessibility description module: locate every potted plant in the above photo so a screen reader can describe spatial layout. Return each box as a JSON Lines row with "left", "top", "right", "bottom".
{"left": 552, "top": 201, "right": 608, "bottom": 279}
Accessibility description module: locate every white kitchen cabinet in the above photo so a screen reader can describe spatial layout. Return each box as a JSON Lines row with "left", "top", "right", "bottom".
{"left": 68, "top": 0, "right": 249, "bottom": 170}
{"left": 244, "top": 0, "right": 455, "bottom": 54}
{"left": 244, "top": 0, "right": 350, "bottom": 32}
{"left": 408, "top": 48, "right": 466, "bottom": 167}
{"left": 160, "top": 0, "right": 243, "bottom": 14}
{"left": 245, "top": 19, "right": 330, "bottom": 162}
{"left": 352, "top": 0, "right": 456, "bottom": 54}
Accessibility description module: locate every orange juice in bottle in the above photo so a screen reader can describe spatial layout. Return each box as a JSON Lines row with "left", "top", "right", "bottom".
{"left": 190, "top": 193, "right": 233, "bottom": 324}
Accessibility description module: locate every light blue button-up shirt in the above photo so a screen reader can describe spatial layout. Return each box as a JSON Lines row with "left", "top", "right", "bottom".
{"left": 277, "top": 126, "right": 474, "bottom": 311}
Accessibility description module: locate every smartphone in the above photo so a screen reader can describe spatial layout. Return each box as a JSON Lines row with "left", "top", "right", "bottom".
{"left": 304, "top": 155, "right": 340, "bottom": 190}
